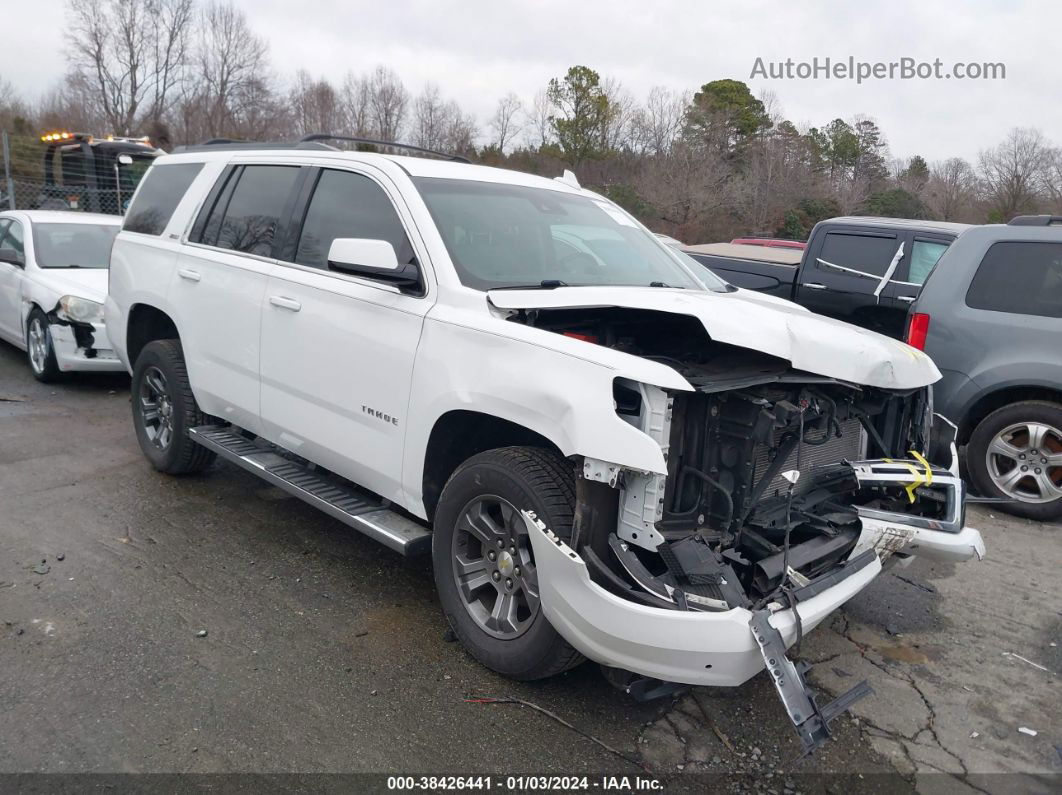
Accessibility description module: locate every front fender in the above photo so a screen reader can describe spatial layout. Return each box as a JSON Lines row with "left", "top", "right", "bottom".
{"left": 403, "top": 316, "right": 686, "bottom": 513}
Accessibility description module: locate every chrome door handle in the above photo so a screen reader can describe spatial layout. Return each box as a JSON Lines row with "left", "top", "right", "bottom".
{"left": 897, "top": 295, "right": 916, "bottom": 303}
{"left": 269, "top": 296, "right": 302, "bottom": 312}
{"left": 177, "top": 268, "right": 201, "bottom": 282}
{"left": 801, "top": 282, "right": 828, "bottom": 290}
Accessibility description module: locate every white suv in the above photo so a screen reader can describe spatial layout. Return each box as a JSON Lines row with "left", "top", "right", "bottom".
{"left": 105, "top": 137, "right": 984, "bottom": 752}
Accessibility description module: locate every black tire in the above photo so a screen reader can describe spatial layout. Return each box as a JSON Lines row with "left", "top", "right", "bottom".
{"left": 967, "top": 400, "right": 1062, "bottom": 521}
{"left": 131, "top": 339, "right": 216, "bottom": 475}
{"left": 432, "top": 446, "right": 584, "bottom": 680}
{"left": 26, "top": 308, "right": 61, "bottom": 383}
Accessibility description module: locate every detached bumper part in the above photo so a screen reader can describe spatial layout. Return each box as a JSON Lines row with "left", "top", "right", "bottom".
{"left": 523, "top": 510, "right": 882, "bottom": 687}
{"left": 749, "top": 609, "right": 872, "bottom": 754}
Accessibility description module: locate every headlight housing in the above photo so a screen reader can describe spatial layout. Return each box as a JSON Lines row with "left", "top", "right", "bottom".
{"left": 57, "top": 295, "right": 104, "bottom": 324}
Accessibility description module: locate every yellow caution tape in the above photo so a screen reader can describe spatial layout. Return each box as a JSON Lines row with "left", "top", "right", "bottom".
{"left": 908, "top": 450, "right": 933, "bottom": 486}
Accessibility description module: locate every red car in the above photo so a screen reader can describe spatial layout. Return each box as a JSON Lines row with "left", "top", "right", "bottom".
{"left": 730, "top": 237, "right": 807, "bottom": 250}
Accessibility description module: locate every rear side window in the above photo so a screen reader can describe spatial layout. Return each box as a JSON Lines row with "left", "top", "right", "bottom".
{"left": 907, "top": 240, "right": 949, "bottom": 285}
{"left": 123, "top": 163, "right": 203, "bottom": 236}
{"left": 198, "top": 165, "right": 299, "bottom": 257}
{"left": 966, "top": 241, "right": 1062, "bottom": 318}
{"left": 293, "top": 169, "right": 414, "bottom": 269}
{"left": 816, "top": 232, "right": 900, "bottom": 278}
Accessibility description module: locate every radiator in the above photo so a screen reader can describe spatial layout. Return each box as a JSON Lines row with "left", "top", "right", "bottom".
{"left": 751, "top": 417, "right": 865, "bottom": 497}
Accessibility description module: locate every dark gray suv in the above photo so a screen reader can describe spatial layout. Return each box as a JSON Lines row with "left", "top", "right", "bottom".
{"left": 908, "top": 219, "right": 1062, "bottom": 521}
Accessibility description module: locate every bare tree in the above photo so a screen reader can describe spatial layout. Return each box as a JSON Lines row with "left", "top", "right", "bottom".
{"left": 630, "top": 86, "right": 687, "bottom": 155}
{"left": 366, "top": 66, "right": 408, "bottom": 142}
{"left": 978, "top": 127, "right": 1051, "bottom": 220}
{"left": 341, "top": 72, "right": 372, "bottom": 137}
{"left": 189, "top": 0, "right": 270, "bottom": 140}
{"left": 522, "top": 89, "right": 552, "bottom": 149}
{"left": 926, "top": 157, "right": 979, "bottom": 221}
{"left": 65, "top": 0, "right": 194, "bottom": 135}
{"left": 411, "top": 84, "right": 447, "bottom": 150}
{"left": 488, "top": 92, "right": 523, "bottom": 152}
{"left": 290, "top": 71, "right": 342, "bottom": 137}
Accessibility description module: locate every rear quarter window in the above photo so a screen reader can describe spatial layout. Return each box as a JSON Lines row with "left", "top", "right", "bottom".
{"left": 123, "top": 163, "right": 204, "bottom": 236}
{"left": 965, "top": 241, "right": 1062, "bottom": 318}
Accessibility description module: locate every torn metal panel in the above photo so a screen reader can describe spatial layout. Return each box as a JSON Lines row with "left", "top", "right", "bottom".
{"left": 749, "top": 609, "right": 873, "bottom": 755}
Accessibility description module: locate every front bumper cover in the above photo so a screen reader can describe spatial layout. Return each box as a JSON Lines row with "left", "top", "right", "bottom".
{"left": 525, "top": 511, "right": 882, "bottom": 688}
{"left": 48, "top": 320, "right": 124, "bottom": 373}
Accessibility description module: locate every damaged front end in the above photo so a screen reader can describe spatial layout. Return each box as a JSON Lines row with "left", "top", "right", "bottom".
{"left": 517, "top": 306, "right": 985, "bottom": 753}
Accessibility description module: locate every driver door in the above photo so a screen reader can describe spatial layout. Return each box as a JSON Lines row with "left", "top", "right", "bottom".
{"left": 258, "top": 165, "right": 432, "bottom": 503}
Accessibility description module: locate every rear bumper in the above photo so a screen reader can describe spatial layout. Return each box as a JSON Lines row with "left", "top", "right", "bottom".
{"left": 526, "top": 512, "right": 882, "bottom": 687}
{"left": 49, "top": 321, "right": 125, "bottom": 373}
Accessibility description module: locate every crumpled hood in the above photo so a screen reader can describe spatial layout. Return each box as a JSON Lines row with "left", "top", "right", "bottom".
{"left": 487, "top": 286, "right": 940, "bottom": 390}
{"left": 34, "top": 268, "right": 109, "bottom": 305}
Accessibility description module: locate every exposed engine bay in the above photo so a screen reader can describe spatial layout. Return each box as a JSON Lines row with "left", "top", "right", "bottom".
{"left": 511, "top": 304, "right": 975, "bottom": 752}
{"left": 510, "top": 306, "right": 948, "bottom": 607}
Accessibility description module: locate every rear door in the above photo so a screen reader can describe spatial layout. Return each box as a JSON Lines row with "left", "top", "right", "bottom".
{"left": 174, "top": 162, "right": 302, "bottom": 433}
{"left": 258, "top": 164, "right": 432, "bottom": 503}
{"left": 796, "top": 226, "right": 906, "bottom": 334}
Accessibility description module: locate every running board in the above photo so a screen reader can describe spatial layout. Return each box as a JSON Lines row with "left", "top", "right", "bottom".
{"left": 189, "top": 425, "right": 432, "bottom": 556}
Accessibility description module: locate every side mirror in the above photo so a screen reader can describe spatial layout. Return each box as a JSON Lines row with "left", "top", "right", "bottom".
{"left": 0, "top": 250, "right": 24, "bottom": 267}
{"left": 116, "top": 153, "right": 134, "bottom": 166}
{"left": 326, "top": 238, "right": 419, "bottom": 287}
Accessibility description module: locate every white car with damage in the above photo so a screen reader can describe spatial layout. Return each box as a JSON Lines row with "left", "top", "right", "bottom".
{"left": 0, "top": 210, "right": 124, "bottom": 381}
{"left": 104, "top": 137, "right": 985, "bottom": 752}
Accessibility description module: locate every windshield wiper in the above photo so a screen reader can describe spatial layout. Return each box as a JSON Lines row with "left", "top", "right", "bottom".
{"left": 491, "top": 280, "right": 570, "bottom": 290}
{"left": 649, "top": 281, "right": 682, "bottom": 288}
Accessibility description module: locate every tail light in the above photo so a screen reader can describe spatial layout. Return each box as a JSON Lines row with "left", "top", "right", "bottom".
{"left": 563, "top": 331, "right": 599, "bottom": 344}
{"left": 906, "top": 312, "right": 930, "bottom": 350}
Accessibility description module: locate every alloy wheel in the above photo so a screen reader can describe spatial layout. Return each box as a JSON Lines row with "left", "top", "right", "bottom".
{"left": 139, "top": 366, "right": 176, "bottom": 450}
{"left": 451, "top": 494, "right": 540, "bottom": 639}
{"left": 986, "top": 421, "right": 1062, "bottom": 503}
{"left": 27, "top": 317, "right": 49, "bottom": 374}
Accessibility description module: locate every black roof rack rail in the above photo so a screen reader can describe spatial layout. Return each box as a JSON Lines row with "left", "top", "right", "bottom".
{"left": 296, "top": 133, "right": 472, "bottom": 163}
{"left": 1008, "top": 214, "right": 1062, "bottom": 226}
{"left": 172, "top": 139, "right": 333, "bottom": 153}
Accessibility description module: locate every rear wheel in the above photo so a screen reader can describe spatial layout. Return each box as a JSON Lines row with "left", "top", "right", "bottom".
{"left": 967, "top": 401, "right": 1062, "bottom": 521}
{"left": 26, "top": 309, "right": 61, "bottom": 383}
{"left": 432, "top": 446, "right": 584, "bottom": 680}
{"left": 131, "top": 339, "right": 216, "bottom": 475}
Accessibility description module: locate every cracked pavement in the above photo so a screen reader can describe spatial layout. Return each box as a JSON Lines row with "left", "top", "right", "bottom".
{"left": 1, "top": 341, "right": 1059, "bottom": 791}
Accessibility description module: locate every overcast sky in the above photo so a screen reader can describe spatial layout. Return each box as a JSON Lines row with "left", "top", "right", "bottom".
{"left": 4, "top": 0, "right": 1057, "bottom": 162}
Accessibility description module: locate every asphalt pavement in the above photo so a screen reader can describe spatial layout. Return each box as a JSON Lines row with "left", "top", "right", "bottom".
{"left": 0, "top": 340, "right": 1058, "bottom": 793}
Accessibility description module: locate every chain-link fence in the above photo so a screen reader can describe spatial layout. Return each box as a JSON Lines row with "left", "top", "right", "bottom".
{"left": 2, "top": 130, "right": 145, "bottom": 216}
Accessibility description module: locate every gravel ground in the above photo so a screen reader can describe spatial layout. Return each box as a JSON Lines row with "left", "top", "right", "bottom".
{"left": 0, "top": 340, "right": 1058, "bottom": 793}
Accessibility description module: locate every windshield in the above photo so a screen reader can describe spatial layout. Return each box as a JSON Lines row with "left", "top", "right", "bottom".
{"left": 32, "top": 223, "right": 119, "bottom": 269}
{"left": 413, "top": 177, "right": 728, "bottom": 292}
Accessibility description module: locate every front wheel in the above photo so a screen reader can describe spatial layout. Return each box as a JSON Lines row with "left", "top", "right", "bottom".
{"left": 432, "top": 446, "right": 584, "bottom": 680}
{"left": 967, "top": 400, "right": 1062, "bottom": 521}
{"left": 26, "top": 309, "right": 61, "bottom": 383}
{"left": 131, "top": 339, "right": 216, "bottom": 475}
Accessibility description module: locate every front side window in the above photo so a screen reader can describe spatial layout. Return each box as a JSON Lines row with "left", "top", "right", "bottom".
{"left": 294, "top": 169, "right": 414, "bottom": 270}
{"left": 966, "top": 241, "right": 1062, "bottom": 318}
{"left": 2, "top": 220, "right": 25, "bottom": 257}
{"left": 32, "top": 223, "right": 119, "bottom": 269}
{"left": 412, "top": 177, "right": 720, "bottom": 291}
{"left": 816, "top": 232, "right": 900, "bottom": 279}
{"left": 907, "top": 239, "right": 950, "bottom": 286}
{"left": 124, "top": 163, "right": 204, "bottom": 236}
{"left": 201, "top": 165, "right": 299, "bottom": 257}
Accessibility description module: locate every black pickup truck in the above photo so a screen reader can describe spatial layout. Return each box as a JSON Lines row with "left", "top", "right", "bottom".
{"left": 684, "top": 217, "right": 970, "bottom": 339}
